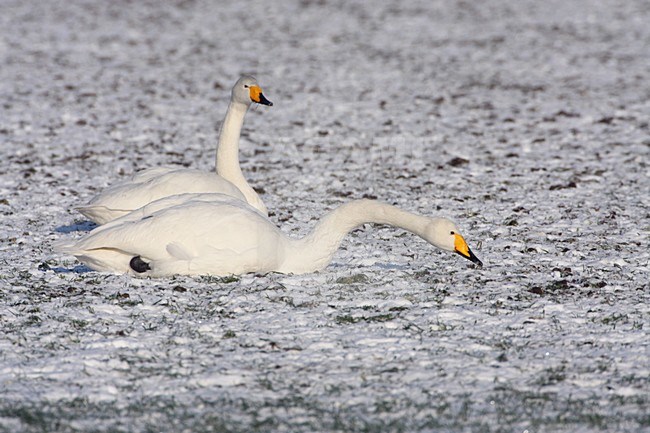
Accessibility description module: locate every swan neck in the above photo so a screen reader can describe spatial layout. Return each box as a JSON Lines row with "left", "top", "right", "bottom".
{"left": 216, "top": 101, "right": 247, "bottom": 175}
{"left": 281, "top": 200, "right": 431, "bottom": 274}
{"left": 216, "top": 100, "right": 263, "bottom": 209}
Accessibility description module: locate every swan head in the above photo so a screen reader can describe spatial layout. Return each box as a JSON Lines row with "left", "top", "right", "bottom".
{"left": 233, "top": 75, "right": 273, "bottom": 107}
{"left": 425, "top": 218, "right": 483, "bottom": 266}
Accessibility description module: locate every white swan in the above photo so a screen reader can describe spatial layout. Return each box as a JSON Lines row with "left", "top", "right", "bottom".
{"left": 76, "top": 76, "right": 273, "bottom": 224}
{"left": 57, "top": 197, "right": 483, "bottom": 277}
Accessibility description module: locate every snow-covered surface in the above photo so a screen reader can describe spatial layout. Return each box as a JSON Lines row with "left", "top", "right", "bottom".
{"left": 1, "top": 0, "right": 649, "bottom": 431}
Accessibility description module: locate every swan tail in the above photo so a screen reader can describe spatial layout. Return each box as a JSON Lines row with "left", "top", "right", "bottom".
{"left": 76, "top": 248, "right": 141, "bottom": 274}
{"left": 75, "top": 205, "right": 131, "bottom": 225}
{"left": 55, "top": 238, "right": 138, "bottom": 274}
{"left": 53, "top": 238, "right": 78, "bottom": 255}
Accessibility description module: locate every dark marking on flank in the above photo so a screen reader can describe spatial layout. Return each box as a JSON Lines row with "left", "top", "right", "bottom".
{"left": 129, "top": 256, "right": 151, "bottom": 273}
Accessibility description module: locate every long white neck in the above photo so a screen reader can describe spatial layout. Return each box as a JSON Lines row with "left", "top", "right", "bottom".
{"left": 279, "top": 200, "right": 433, "bottom": 274}
{"left": 216, "top": 101, "right": 264, "bottom": 211}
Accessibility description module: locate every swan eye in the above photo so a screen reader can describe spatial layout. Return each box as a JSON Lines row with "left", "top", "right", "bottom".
{"left": 243, "top": 84, "right": 249, "bottom": 88}
{"left": 450, "top": 231, "right": 455, "bottom": 235}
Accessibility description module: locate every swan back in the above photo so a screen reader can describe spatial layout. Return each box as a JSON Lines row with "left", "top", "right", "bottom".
{"left": 76, "top": 169, "right": 246, "bottom": 224}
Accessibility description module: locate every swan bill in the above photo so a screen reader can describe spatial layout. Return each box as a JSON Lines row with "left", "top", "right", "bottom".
{"left": 130, "top": 256, "right": 151, "bottom": 273}
{"left": 454, "top": 234, "right": 483, "bottom": 267}
{"left": 455, "top": 247, "right": 483, "bottom": 266}
{"left": 249, "top": 85, "right": 273, "bottom": 106}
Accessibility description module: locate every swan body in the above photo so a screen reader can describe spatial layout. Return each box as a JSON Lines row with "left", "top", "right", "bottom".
{"left": 58, "top": 198, "right": 483, "bottom": 277}
{"left": 77, "top": 76, "right": 272, "bottom": 224}
{"left": 74, "top": 171, "right": 247, "bottom": 224}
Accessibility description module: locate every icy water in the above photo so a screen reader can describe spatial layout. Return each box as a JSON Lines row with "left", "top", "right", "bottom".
{"left": 1, "top": 1, "right": 649, "bottom": 432}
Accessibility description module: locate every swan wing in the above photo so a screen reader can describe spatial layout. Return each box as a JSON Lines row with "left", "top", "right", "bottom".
{"left": 166, "top": 242, "right": 194, "bottom": 261}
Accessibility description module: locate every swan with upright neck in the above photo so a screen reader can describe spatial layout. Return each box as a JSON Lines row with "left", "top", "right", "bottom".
{"left": 76, "top": 76, "right": 272, "bottom": 224}
{"left": 58, "top": 196, "right": 483, "bottom": 277}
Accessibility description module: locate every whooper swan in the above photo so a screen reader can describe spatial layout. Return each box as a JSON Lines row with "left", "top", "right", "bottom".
{"left": 59, "top": 196, "right": 483, "bottom": 277}
{"left": 76, "top": 76, "right": 272, "bottom": 224}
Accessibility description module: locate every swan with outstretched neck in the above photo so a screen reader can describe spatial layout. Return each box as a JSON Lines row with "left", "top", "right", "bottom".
{"left": 76, "top": 76, "right": 272, "bottom": 224}
{"left": 58, "top": 196, "right": 483, "bottom": 277}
